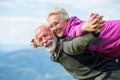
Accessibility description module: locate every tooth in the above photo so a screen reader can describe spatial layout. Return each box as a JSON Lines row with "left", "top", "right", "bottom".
{"left": 44, "top": 43, "right": 47, "bottom": 47}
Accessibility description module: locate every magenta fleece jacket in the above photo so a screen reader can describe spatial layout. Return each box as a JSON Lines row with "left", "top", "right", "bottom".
{"left": 64, "top": 16, "right": 120, "bottom": 59}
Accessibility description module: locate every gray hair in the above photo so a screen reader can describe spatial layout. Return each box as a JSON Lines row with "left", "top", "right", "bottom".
{"left": 47, "top": 7, "right": 69, "bottom": 21}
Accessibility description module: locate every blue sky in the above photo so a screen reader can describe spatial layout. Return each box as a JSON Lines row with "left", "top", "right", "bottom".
{"left": 0, "top": 0, "right": 120, "bottom": 50}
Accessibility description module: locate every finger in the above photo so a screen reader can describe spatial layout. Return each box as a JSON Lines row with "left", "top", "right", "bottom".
{"left": 98, "top": 24, "right": 105, "bottom": 28}
{"left": 97, "top": 15, "right": 103, "bottom": 19}
{"left": 96, "top": 16, "right": 104, "bottom": 23}
{"left": 90, "top": 14, "right": 103, "bottom": 23}
{"left": 91, "top": 18, "right": 100, "bottom": 25}
{"left": 90, "top": 13, "right": 94, "bottom": 17}
{"left": 90, "top": 23, "right": 99, "bottom": 29}
{"left": 31, "top": 39, "right": 35, "bottom": 42}
{"left": 89, "top": 28, "right": 97, "bottom": 32}
{"left": 92, "top": 23, "right": 105, "bottom": 32}
{"left": 97, "top": 26, "right": 104, "bottom": 31}
{"left": 98, "top": 20, "right": 104, "bottom": 24}
{"left": 91, "top": 15, "right": 104, "bottom": 25}
{"left": 97, "top": 21, "right": 105, "bottom": 27}
{"left": 88, "top": 13, "right": 99, "bottom": 22}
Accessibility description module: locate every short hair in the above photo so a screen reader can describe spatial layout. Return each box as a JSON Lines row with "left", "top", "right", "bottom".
{"left": 47, "top": 7, "right": 69, "bottom": 21}
{"left": 35, "top": 24, "right": 49, "bottom": 39}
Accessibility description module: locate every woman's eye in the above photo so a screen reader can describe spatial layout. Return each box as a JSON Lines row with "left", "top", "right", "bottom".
{"left": 54, "top": 22, "right": 59, "bottom": 26}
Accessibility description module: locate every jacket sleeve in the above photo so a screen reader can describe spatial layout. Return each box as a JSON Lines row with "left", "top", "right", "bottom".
{"left": 63, "top": 33, "right": 96, "bottom": 55}
{"left": 67, "top": 22, "right": 85, "bottom": 37}
{"left": 64, "top": 16, "right": 85, "bottom": 37}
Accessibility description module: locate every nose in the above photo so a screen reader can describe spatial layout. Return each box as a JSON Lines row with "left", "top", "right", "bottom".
{"left": 43, "top": 37, "right": 47, "bottom": 43}
{"left": 52, "top": 26, "right": 58, "bottom": 33}
{"left": 41, "top": 38, "right": 47, "bottom": 46}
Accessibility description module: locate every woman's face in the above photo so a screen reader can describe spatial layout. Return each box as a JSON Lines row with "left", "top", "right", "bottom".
{"left": 48, "top": 14, "right": 68, "bottom": 37}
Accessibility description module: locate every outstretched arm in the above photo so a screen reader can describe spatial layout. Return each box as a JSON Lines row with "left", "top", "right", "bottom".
{"left": 66, "top": 13, "right": 104, "bottom": 37}
{"left": 63, "top": 32, "right": 99, "bottom": 55}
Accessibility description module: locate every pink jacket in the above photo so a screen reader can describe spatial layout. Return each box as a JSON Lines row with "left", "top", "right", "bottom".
{"left": 64, "top": 16, "right": 120, "bottom": 59}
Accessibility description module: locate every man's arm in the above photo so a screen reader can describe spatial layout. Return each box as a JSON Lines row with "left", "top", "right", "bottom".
{"left": 63, "top": 33, "right": 98, "bottom": 55}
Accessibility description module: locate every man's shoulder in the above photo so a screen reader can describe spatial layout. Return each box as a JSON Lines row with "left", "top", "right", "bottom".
{"left": 59, "top": 37, "right": 73, "bottom": 42}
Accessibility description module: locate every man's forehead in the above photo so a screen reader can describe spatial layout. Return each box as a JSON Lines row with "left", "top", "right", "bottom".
{"left": 35, "top": 27, "right": 48, "bottom": 36}
{"left": 37, "top": 26, "right": 48, "bottom": 31}
{"left": 38, "top": 28, "right": 48, "bottom": 35}
{"left": 36, "top": 31, "right": 47, "bottom": 39}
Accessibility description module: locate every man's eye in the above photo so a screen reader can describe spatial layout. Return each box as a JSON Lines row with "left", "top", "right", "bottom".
{"left": 39, "top": 38, "right": 42, "bottom": 42}
{"left": 44, "top": 33, "right": 48, "bottom": 37}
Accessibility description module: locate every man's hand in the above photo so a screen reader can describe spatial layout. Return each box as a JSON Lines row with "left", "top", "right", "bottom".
{"left": 81, "top": 13, "right": 105, "bottom": 33}
{"left": 30, "top": 38, "right": 40, "bottom": 48}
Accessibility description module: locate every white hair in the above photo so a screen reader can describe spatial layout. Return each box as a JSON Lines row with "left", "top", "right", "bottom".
{"left": 47, "top": 7, "right": 69, "bottom": 21}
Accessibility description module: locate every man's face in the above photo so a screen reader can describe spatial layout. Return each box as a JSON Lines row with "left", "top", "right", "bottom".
{"left": 48, "top": 14, "right": 67, "bottom": 37}
{"left": 36, "top": 27, "right": 57, "bottom": 51}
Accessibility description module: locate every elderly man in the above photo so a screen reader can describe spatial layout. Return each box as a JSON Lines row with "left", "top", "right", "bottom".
{"left": 31, "top": 24, "right": 120, "bottom": 80}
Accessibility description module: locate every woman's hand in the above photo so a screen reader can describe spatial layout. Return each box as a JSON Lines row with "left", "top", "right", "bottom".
{"left": 81, "top": 13, "right": 105, "bottom": 33}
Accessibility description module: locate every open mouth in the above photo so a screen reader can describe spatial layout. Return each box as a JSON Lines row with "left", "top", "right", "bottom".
{"left": 44, "top": 41, "right": 52, "bottom": 48}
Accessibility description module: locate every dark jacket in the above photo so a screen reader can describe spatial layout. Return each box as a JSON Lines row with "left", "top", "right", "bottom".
{"left": 50, "top": 33, "right": 120, "bottom": 80}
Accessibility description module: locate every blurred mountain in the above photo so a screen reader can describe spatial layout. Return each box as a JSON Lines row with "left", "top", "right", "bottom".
{"left": 0, "top": 48, "right": 74, "bottom": 80}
